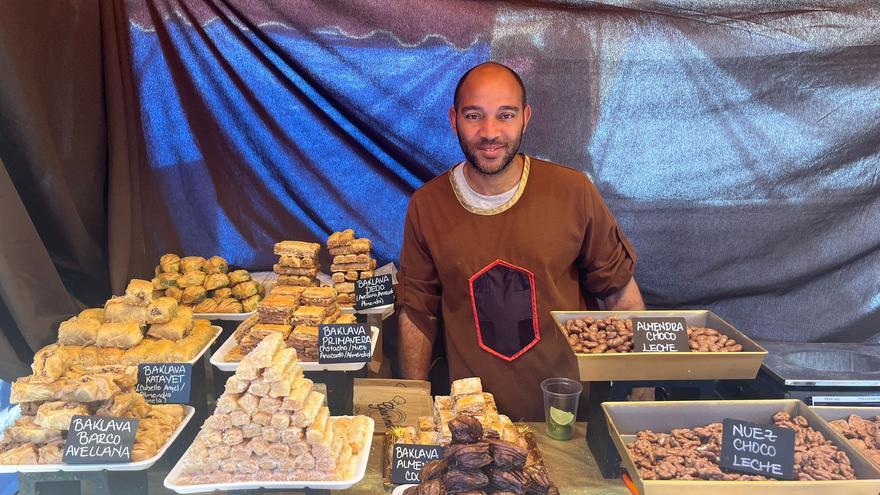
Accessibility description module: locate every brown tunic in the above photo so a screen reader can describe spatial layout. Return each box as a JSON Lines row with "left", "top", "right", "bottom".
{"left": 398, "top": 155, "right": 636, "bottom": 420}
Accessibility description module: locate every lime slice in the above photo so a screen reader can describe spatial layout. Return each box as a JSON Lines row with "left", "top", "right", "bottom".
{"left": 549, "top": 406, "right": 574, "bottom": 426}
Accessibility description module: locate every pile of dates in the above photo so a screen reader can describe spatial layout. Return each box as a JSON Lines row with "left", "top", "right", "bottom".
{"left": 829, "top": 414, "right": 880, "bottom": 465}
{"left": 404, "top": 415, "right": 558, "bottom": 495}
{"left": 627, "top": 411, "right": 856, "bottom": 481}
{"left": 563, "top": 317, "right": 743, "bottom": 354}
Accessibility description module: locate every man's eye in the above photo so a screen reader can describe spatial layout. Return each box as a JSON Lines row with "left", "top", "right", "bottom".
{"left": 500, "top": 113, "right": 514, "bottom": 120}
{"left": 464, "top": 114, "right": 480, "bottom": 120}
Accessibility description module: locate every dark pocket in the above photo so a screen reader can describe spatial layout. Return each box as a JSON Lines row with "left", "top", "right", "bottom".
{"left": 469, "top": 260, "right": 540, "bottom": 361}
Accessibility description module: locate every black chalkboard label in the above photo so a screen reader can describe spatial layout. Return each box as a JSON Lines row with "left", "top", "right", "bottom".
{"left": 318, "top": 324, "right": 372, "bottom": 364}
{"left": 632, "top": 317, "right": 690, "bottom": 353}
{"left": 391, "top": 444, "right": 444, "bottom": 485}
{"left": 354, "top": 274, "right": 395, "bottom": 311}
{"left": 720, "top": 418, "right": 795, "bottom": 480}
{"left": 136, "top": 363, "right": 192, "bottom": 404}
{"left": 62, "top": 415, "right": 139, "bottom": 464}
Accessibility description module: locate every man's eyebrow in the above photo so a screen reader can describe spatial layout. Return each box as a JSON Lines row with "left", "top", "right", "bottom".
{"left": 498, "top": 105, "right": 520, "bottom": 112}
{"left": 459, "top": 105, "right": 483, "bottom": 112}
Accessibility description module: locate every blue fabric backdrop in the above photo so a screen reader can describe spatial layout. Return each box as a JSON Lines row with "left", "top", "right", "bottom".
{"left": 124, "top": 0, "right": 880, "bottom": 343}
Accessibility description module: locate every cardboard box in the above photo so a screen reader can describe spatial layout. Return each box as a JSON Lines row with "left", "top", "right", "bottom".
{"left": 603, "top": 399, "right": 880, "bottom": 494}
{"left": 353, "top": 378, "right": 433, "bottom": 433}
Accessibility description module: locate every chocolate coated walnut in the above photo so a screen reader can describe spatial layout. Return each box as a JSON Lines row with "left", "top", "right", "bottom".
{"left": 563, "top": 317, "right": 742, "bottom": 354}
{"left": 448, "top": 415, "right": 484, "bottom": 444}
{"left": 419, "top": 459, "right": 448, "bottom": 482}
{"left": 488, "top": 439, "right": 528, "bottom": 471}
{"left": 443, "top": 468, "right": 489, "bottom": 492}
{"left": 444, "top": 442, "right": 492, "bottom": 470}
{"left": 416, "top": 479, "right": 447, "bottom": 495}
{"left": 829, "top": 414, "right": 880, "bottom": 466}
{"left": 488, "top": 467, "right": 526, "bottom": 492}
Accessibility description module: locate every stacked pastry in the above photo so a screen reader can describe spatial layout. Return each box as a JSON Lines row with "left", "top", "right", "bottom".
{"left": 273, "top": 241, "right": 321, "bottom": 288}
{"left": 395, "top": 377, "right": 528, "bottom": 456}
{"left": 0, "top": 358, "right": 186, "bottom": 464}
{"left": 225, "top": 285, "right": 356, "bottom": 363}
{"left": 175, "top": 334, "right": 371, "bottom": 484}
{"left": 326, "top": 230, "right": 376, "bottom": 307}
{"left": 55, "top": 279, "right": 217, "bottom": 365}
{"left": 151, "top": 254, "right": 263, "bottom": 313}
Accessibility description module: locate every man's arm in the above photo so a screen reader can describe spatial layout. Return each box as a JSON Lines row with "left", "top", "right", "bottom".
{"left": 398, "top": 309, "right": 436, "bottom": 380}
{"left": 600, "top": 276, "right": 645, "bottom": 310}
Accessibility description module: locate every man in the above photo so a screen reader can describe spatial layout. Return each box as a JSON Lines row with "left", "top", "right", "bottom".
{"left": 397, "top": 62, "right": 644, "bottom": 420}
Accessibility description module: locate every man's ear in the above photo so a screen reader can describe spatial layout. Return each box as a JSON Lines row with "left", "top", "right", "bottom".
{"left": 448, "top": 106, "right": 458, "bottom": 135}
{"left": 522, "top": 104, "right": 532, "bottom": 133}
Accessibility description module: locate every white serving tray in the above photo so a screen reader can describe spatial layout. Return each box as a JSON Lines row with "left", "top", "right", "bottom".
{"left": 186, "top": 325, "right": 222, "bottom": 364}
{"left": 210, "top": 325, "right": 379, "bottom": 373}
{"left": 192, "top": 310, "right": 255, "bottom": 321}
{"left": 163, "top": 416, "right": 374, "bottom": 493}
{"left": 393, "top": 484, "right": 417, "bottom": 494}
{"left": 0, "top": 406, "right": 195, "bottom": 473}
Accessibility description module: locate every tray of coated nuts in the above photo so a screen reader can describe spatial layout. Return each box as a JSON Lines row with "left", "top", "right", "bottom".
{"left": 399, "top": 415, "right": 559, "bottom": 495}
{"left": 550, "top": 310, "right": 767, "bottom": 381}
{"left": 603, "top": 399, "right": 880, "bottom": 495}
{"left": 812, "top": 406, "right": 880, "bottom": 468}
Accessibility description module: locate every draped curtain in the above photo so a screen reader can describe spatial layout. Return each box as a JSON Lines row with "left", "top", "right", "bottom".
{"left": 1, "top": 0, "right": 878, "bottom": 379}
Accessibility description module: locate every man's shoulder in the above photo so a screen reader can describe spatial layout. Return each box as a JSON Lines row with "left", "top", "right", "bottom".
{"left": 529, "top": 156, "right": 592, "bottom": 190}
{"left": 410, "top": 169, "right": 454, "bottom": 205}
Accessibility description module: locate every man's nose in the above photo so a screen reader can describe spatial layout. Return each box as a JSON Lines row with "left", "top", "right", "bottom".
{"left": 480, "top": 117, "right": 500, "bottom": 139}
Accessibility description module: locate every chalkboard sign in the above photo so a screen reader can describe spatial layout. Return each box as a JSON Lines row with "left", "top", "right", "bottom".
{"left": 137, "top": 363, "right": 192, "bottom": 404}
{"left": 391, "top": 444, "right": 444, "bottom": 485}
{"left": 720, "top": 418, "right": 795, "bottom": 480}
{"left": 318, "top": 324, "right": 372, "bottom": 364}
{"left": 632, "top": 317, "right": 690, "bottom": 353}
{"left": 62, "top": 415, "right": 139, "bottom": 464}
{"left": 355, "top": 274, "right": 395, "bottom": 311}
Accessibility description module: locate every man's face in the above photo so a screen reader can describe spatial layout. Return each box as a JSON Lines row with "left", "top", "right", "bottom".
{"left": 450, "top": 67, "right": 531, "bottom": 175}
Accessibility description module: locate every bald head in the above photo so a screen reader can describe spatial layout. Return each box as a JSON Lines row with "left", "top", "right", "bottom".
{"left": 453, "top": 62, "right": 527, "bottom": 110}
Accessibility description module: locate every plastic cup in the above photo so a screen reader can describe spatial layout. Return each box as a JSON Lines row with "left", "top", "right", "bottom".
{"left": 541, "top": 377, "right": 582, "bottom": 440}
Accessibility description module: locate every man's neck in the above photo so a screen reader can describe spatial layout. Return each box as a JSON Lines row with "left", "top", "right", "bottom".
{"left": 462, "top": 154, "right": 525, "bottom": 196}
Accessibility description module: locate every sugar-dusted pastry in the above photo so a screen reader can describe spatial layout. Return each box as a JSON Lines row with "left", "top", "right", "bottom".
{"left": 274, "top": 240, "right": 320, "bottom": 258}
{"left": 301, "top": 287, "right": 337, "bottom": 307}
{"left": 58, "top": 316, "right": 101, "bottom": 346}
{"left": 451, "top": 377, "right": 483, "bottom": 397}
{"left": 306, "top": 407, "right": 331, "bottom": 444}
{"left": 262, "top": 348, "right": 297, "bottom": 382}
{"left": 147, "top": 317, "right": 191, "bottom": 341}
{"left": 293, "top": 391, "right": 324, "bottom": 427}
{"left": 180, "top": 256, "right": 206, "bottom": 273}
{"left": 124, "top": 279, "right": 154, "bottom": 306}
{"left": 241, "top": 332, "right": 284, "bottom": 369}
{"left": 280, "top": 377, "right": 313, "bottom": 411}
{"left": 159, "top": 253, "right": 181, "bottom": 273}
{"left": 204, "top": 273, "right": 230, "bottom": 291}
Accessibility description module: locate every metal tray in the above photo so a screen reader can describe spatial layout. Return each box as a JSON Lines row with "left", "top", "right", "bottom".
{"left": 0, "top": 406, "right": 195, "bottom": 473}
{"left": 192, "top": 310, "right": 255, "bottom": 321}
{"left": 551, "top": 310, "right": 767, "bottom": 381}
{"left": 163, "top": 416, "right": 374, "bottom": 493}
{"left": 210, "top": 325, "right": 380, "bottom": 372}
{"left": 603, "top": 399, "right": 880, "bottom": 495}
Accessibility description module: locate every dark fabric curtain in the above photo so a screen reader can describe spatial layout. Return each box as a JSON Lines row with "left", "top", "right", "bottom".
{"left": 1, "top": 0, "right": 879, "bottom": 378}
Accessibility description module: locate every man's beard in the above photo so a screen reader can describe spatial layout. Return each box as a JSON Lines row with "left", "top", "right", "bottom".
{"left": 458, "top": 131, "right": 523, "bottom": 176}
